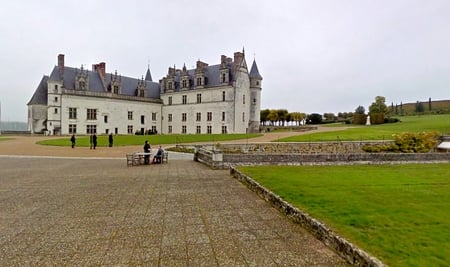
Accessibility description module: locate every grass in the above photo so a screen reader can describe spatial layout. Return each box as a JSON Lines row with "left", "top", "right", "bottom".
{"left": 237, "top": 164, "right": 450, "bottom": 267}
{"left": 0, "top": 137, "right": 13, "bottom": 142}
{"left": 277, "top": 114, "right": 450, "bottom": 142}
{"left": 37, "top": 133, "right": 262, "bottom": 147}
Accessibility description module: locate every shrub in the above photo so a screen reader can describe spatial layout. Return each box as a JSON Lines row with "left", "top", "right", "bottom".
{"left": 362, "top": 131, "right": 440, "bottom": 153}
{"left": 353, "top": 114, "right": 366, "bottom": 125}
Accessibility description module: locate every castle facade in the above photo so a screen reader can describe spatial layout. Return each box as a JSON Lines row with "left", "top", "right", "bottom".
{"left": 27, "top": 50, "right": 262, "bottom": 135}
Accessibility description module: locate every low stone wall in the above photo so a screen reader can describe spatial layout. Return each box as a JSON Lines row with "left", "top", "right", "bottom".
{"left": 231, "top": 167, "right": 385, "bottom": 267}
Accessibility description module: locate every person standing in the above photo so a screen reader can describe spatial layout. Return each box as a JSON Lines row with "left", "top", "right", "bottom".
{"left": 143, "top": 140, "right": 151, "bottom": 165}
{"left": 108, "top": 133, "right": 113, "bottom": 147}
{"left": 70, "top": 134, "right": 76, "bottom": 148}
{"left": 89, "top": 134, "right": 93, "bottom": 149}
{"left": 93, "top": 134, "right": 97, "bottom": 149}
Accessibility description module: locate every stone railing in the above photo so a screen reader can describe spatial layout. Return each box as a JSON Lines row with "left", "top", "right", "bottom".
{"left": 231, "top": 167, "right": 385, "bottom": 267}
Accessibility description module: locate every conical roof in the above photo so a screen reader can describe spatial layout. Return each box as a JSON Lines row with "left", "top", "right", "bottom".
{"left": 249, "top": 59, "right": 262, "bottom": 79}
{"left": 145, "top": 66, "right": 152, "bottom": 81}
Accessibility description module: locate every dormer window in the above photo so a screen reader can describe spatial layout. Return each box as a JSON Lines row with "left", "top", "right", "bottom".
{"left": 182, "top": 79, "right": 187, "bottom": 88}
{"left": 222, "top": 73, "right": 226, "bottom": 83}
{"left": 168, "top": 82, "right": 173, "bottom": 90}
{"left": 113, "top": 85, "right": 119, "bottom": 94}
{"left": 196, "top": 77, "right": 202, "bottom": 86}
{"left": 79, "top": 81, "right": 86, "bottom": 90}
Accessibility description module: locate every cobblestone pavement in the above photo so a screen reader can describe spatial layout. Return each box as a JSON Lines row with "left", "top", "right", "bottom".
{"left": 0, "top": 156, "right": 348, "bottom": 266}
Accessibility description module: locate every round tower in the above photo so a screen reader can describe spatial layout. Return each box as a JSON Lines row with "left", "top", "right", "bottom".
{"left": 248, "top": 59, "right": 262, "bottom": 133}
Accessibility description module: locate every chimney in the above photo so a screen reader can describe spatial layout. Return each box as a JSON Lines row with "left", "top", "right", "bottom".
{"left": 92, "top": 62, "right": 106, "bottom": 79}
{"left": 58, "top": 54, "right": 64, "bottom": 77}
{"left": 234, "top": 52, "right": 243, "bottom": 67}
{"left": 221, "top": 55, "right": 227, "bottom": 64}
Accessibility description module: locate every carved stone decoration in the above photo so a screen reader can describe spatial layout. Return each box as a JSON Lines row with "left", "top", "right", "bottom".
{"left": 74, "top": 65, "right": 89, "bottom": 90}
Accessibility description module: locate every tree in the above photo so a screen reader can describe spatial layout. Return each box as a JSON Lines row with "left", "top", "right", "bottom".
{"left": 323, "top": 113, "right": 336, "bottom": 121}
{"left": 415, "top": 101, "right": 425, "bottom": 114}
{"left": 307, "top": 113, "right": 322, "bottom": 124}
{"left": 266, "top": 110, "right": 279, "bottom": 125}
{"left": 355, "top": 105, "right": 365, "bottom": 114}
{"left": 277, "top": 109, "right": 289, "bottom": 126}
{"left": 369, "top": 96, "right": 388, "bottom": 114}
{"left": 260, "top": 109, "right": 270, "bottom": 126}
{"left": 289, "top": 112, "right": 306, "bottom": 125}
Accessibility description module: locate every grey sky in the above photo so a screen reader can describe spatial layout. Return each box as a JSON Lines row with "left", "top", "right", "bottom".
{"left": 1, "top": 0, "right": 449, "bottom": 122}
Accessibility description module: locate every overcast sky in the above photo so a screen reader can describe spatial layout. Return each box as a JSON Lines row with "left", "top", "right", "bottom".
{"left": 1, "top": 0, "right": 449, "bottom": 122}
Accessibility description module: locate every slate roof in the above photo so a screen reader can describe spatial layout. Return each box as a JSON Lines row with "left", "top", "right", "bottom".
{"left": 249, "top": 59, "right": 262, "bottom": 79}
{"left": 27, "top": 75, "right": 49, "bottom": 105}
{"left": 145, "top": 67, "right": 152, "bottom": 81}
{"left": 168, "top": 62, "right": 236, "bottom": 92}
{"left": 47, "top": 66, "right": 161, "bottom": 99}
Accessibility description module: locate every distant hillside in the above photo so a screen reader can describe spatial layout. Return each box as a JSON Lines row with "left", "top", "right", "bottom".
{"left": 0, "top": 121, "right": 27, "bottom": 131}
{"left": 389, "top": 99, "right": 450, "bottom": 115}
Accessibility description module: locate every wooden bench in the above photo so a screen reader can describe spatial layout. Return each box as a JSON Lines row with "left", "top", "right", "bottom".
{"left": 126, "top": 152, "right": 152, "bottom": 167}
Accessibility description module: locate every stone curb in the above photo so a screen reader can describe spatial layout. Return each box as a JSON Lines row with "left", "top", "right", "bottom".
{"left": 230, "top": 167, "right": 386, "bottom": 267}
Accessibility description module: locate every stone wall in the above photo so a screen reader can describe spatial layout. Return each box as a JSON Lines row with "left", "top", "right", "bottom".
{"left": 231, "top": 167, "right": 385, "bottom": 267}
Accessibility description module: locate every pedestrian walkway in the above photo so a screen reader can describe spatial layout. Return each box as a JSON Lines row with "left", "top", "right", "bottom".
{"left": 0, "top": 156, "right": 347, "bottom": 266}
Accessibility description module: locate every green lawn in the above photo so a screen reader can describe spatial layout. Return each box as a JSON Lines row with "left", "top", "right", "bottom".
{"left": 37, "top": 133, "right": 262, "bottom": 147}
{"left": 278, "top": 114, "right": 450, "bottom": 142}
{"left": 237, "top": 164, "right": 450, "bottom": 267}
{"left": 0, "top": 137, "right": 13, "bottom": 142}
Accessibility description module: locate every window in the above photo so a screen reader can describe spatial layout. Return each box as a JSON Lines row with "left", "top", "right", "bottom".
{"left": 196, "top": 93, "right": 201, "bottom": 103}
{"left": 168, "top": 114, "right": 172, "bottom": 122}
{"left": 253, "top": 98, "right": 256, "bottom": 104}
{"left": 69, "top": 108, "right": 77, "bottom": 119}
{"left": 168, "top": 125, "right": 172, "bottom": 134}
{"left": 54, "top": 84, "right": 58, "bottom": 91}
{"left": 242, "top": 112, "right": 245, "bottom": 122}
{"left": 243, "top": 94, "right": 246, "bottom": 104}
{"left": 141, "top": 115, "right": 145, "bottom": 124}
{"left": 115, "top": 128, "right": 118, "bottom": 134}
{"left": 207, "top": 112, "right": 212, "bottom": 121}
{"left": 69, "top": 124, "right": 77, "bottom": 134}
{"left": 182, "top": 125, "right": 187, "bottom": 134}
{"left": 152, "top": 112, "right": 157, "bottom": 121}
{"left": 87, "top": 109, "right": 97, "bottom": 120}
{"left": 222, "top": 91, "right": 225, "bottom": 102}
{"left": 127, "top": 125, "right": 133, "bottom": 134}
{"left": 222, "top": 112, "right": 225, "bottom": 121}
{"left": 207, "top": 125, "right": 212, "bottom": 134}
{"left": 182, "top": 79, "right": 187, "bottom": 88}
{"left": 182, "top": 113, "right": 187, "bottom": 122}
{"left": 139, "top": 90, "right": 144, "bottom": 97}
{"left": 128, "top": 111, "right": 133, "bottom": 120}
{"left": 54, "top": 108, "right": 58, "bottom": 114}
{"left": 54, "top": 96, "right": 58, "bottom": 102}
{"left": 196, "top": 112, "right": 201, "bottom": 121}
{"left": 196, "top": 77, "right": 202, "bottom": 86}
{"left": 168, "top": 96, "right": 172, "bottom": 105}
{"left": 104, "top": 115, "right": 108, "bottom": 123}
{"left": 256, "top": 81, "right": 259, "bottom": 86}
{"left": 105, "top": 129, "right": 109, "bottom": 134}
{"left": 182, "top": 95, "right": 187, "bottom": 104}
{"left": 151, "top": 126, "right": 157, "bottom": 133}
{"left": 221, "top": 126, "right": 227, "bottom": 134}
{"left": 222, "top": 73, "right": 226, "bottom": 83}
{"left": 79, "top": 81, "right": 86, "bottom": 90}
{"left": 86, "top": 125, "right": 97, "bottom": 134}
{"left": 196, "top": 125, "right": 201, "bottom": 134}
{"left": 168, "top": 82, "right": 172, "bottom": 90}
{"left": 113, "top": 86, "right": 119, "bottom": 94}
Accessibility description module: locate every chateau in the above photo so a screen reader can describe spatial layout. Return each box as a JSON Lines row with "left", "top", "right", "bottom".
{"left": 27, "top": 50, "right": 262, "bottom": 135}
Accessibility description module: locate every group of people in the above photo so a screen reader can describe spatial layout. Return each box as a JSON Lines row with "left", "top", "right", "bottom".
{"left": 143, "top": 140, "right": 164, "bottom": 164}
{"left": 70, "top": 133, "right": 114, "bottom": 149}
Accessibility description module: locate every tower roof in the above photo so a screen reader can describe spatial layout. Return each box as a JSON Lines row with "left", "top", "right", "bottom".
{"left": 145, "top": 66, "right": 153, "bottom": 81}
{"left": 249, "top": 59, "right": 262, "bottom": 79}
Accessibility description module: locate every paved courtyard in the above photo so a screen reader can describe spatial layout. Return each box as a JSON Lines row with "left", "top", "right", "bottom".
{"left": 0, "top": 155, "right": 348, "bottom": 266}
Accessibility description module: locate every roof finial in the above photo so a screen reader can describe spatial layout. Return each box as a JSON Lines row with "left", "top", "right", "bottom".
{"left": 242, "top": 46, "right": 245, "bottom": 55}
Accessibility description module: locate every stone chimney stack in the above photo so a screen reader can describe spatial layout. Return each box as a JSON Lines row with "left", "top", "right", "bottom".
{"left": 92, "top": 62, "right": 106, "bottom": 79}
{"left": 58, "top": 54, "right": 64, "bottom": 78}
{"left": 234, "top": 52, "right": 244, "bottom": 66}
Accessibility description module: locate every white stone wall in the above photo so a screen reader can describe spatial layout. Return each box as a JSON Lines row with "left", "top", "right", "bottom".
{"left": 233, "top": 68, "right": 251, "bottom": 133}
{"left": 161, "top": 86, "right": 240, "bottom": 134}
{"left": 59, "top": 95, "right": 161, "bottom": 135}
{"left": 28, "top": 105, "right": 47, "bottom": 133}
